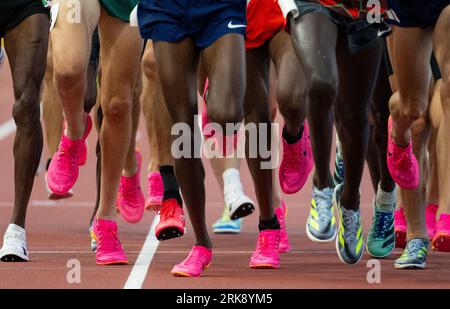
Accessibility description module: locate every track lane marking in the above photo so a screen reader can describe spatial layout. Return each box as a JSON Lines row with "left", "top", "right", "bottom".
{"left": 123, "top": 214, "right": 160, "bottom": 289}
{"left": 0, "top": 118, "right": 15, "bottom": 141}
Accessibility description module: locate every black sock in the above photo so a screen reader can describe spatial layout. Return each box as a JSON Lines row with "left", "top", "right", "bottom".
{"left": 282, "top": 125, "right": 304, "bottom": 145}
{"left": 46, "top": 158, "right": 52, "bottom": 171}
{"left": 159, "top": 165, "right": 182, "bottom": 207}
{"left": 258, "top": 215, "right": 280, "bottom": 231}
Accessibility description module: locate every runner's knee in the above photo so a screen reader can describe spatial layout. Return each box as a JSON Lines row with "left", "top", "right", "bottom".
{"left": 307, "top": 74, "right": 337, "bottom": 109}
{"left": 207, "top": 96, "right": 243, "bottom": 129}
{"left": 277, "top": 83, "right": 305, "bottom": 123}
{"left": 13, "top": 90, "right": 41, "bottom": 132}
{"left": 54, "top": 62, "right": 85, "bottom": 94}
{"left": 102, "top": 97, "right": 132, "bottom": 126}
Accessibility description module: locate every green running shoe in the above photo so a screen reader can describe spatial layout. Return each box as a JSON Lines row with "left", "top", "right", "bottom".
{"left": 394, "top": 238, "right": 429, "bottom": 269}
{"left": 366, "top": 198, "right": 395, "bottom": 258}
{"left": 335, "top": 184, "right": 364, "bottom": 264}
{"left": 212, "top": 206, "right": 242, "bottom": 234}
{"left": 306, "top": 186, "right": 336, "bottom": 242}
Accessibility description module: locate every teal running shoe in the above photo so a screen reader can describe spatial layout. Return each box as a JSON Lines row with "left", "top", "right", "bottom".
{"left": 367, "top": 198, "right": 395, "bottom": 258}
{"left": 212, "top": 206, "right": 242, "bottom": 234}
{"left": 394, "top": 238, "right": 429, "bottom": 269}
{"left": 335, "top": 184, "right": 364, "bottom": 264}
{"left": 306, "top": 186, "right": 336, "bottom": 242}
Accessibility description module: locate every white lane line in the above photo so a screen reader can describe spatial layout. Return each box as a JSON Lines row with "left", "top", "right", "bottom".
{"left": 0, "top": 118, "right": 16, "bottom": 141}
{"left": 123, "top": 214, "right": 160, "bottom": 289}
{"left": 0, "top": 201, "right": 93, "bottom": 207}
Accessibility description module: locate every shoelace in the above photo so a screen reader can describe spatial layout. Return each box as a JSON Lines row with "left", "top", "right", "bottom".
{"left": 119, "top": 178, "right": 141, "bottom": 205}
{"left": 4, "top": 232, "right": 23, "bottom": 246}
{"left": 98, "top": 227, "right": 122, "bottom": 251}
{"left": 256, "top": 234, "right": 278, "bottom": 255}
{"left": 373, "top": 211, "right": 392, "bottom": 238}
{"left": 342, "top": 210, "right": 358, "bottom": 243}
{"left": 393, "top": 147, "right": 414, "bottom": 170}
{"left": 157, "top": 203, "right": 180, "bottom": 219}
{"left": 282, "top": 143, "right": 301, "bottom": 171}
{"left": 183, "top": 249, "right": 208, "bottom": 266}
{"left": 314, "top": 189, "right": 333, "bottom": 223}
{"left": 56, "top": 144, "right": 79, "bottom": 174}
{"left": 406, "top": 240, "right": 425, "bottom": 258}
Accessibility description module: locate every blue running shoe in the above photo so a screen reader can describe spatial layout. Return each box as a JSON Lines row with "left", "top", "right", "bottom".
{"left": 367, "top": 198, "right": 395, "bottom": 258}
{"left": 394, "top": 238, "right": 429, "bottom": 269}
{"left": 212, "top": 206, "right": 242, "bottom": 234}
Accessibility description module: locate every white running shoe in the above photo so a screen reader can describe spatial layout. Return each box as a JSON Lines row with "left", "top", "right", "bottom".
{"left": 226, "top": 190, "right": 255, "bottom": 220}
{"left": 0, "top": 224, "right": 29, "bottom": 262}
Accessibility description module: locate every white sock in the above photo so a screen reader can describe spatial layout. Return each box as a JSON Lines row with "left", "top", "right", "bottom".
{"left": 376, "top": 182, "right": 396, "bottom": 211}
{"left": 223, "top": 168, "right": 243, "bottom": 198}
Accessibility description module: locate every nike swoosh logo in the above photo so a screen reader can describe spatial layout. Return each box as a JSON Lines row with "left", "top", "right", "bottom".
{"left": 377, "top": 29, "right": 391, "bottom": 37}
{"left": 227, "top": 21, "right": 246, "bottom": 29}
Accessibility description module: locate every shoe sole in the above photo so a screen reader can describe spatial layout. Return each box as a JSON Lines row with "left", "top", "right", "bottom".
{"left": 96, "top": 260, "right": 129, "bottom": 266}
{"left": 305, "top": 221, "right": 337, "bottom": 243}
{"left": 213, "top": 228, "right": 241, "bottom": 234}
{"left": 394, "top": 262, "right": 426, "bottom": 269}
{"left": 366, "top": 241, "right": 395, "bottom": 258}
{"left": 249, "top": 264, "right": 279, "bottom": 269}
{"left": 145, "top": 202, "right": 162, "bottom": 211}
{"left": 432, "top": 233, "right": 450, "bottom": 252}
{"left": 335, "top": 235, "right": 364, "bottom": 265}
{"left": 156, "top": 227, "right": 184, "bottom": 241}
{"left": 45, "top": 173, "right": 74, "bottom": 200}
{"left": 171, "top": 263, "right": 210, "bottom": 277}
{"left": 0, "top": 254, "right": 29, "bottom": 262}
{"left": 230, "top": 203, "right": 255, "bottom": 220}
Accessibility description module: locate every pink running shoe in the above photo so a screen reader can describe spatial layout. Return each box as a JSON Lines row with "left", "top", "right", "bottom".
{"left": 275, "top": 198, "right": 290, "bottom": 253}
{"left": 432, "top": 213, "right": 450, "bottom": 252}
{"left": 426, "top": 203, "right": 438, "bottom": 240}
{"left": 249, "top": 229, "right": 280, "bottom": 269}
{"left": 146, "top": 172, "right": 163, "bottom": 211}
{"left": 171, "top": 245, "right": 212, "bottom": 277}
{"left": 117, "top": 150, "right": 145, "bottom": 223}
{"left": 92, "top": 217, "right": 128, "bottom": 265}
{"left": 394, "top": 207, "right": 407, "bottom": 249}
{"left": 387, "top": 116, "right": 419, "bottom": 190}
{"left": 279, "top": 122, "right": 313, "bottom": 194}
{"left": 47, "top": 114, "right": 92, "bottom": 195}
{"left": 155, "top": 199, "right": 185, "bottom": 241}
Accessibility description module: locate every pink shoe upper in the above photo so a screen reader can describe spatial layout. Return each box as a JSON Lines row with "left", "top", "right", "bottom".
{"left": 394, "top": 208, "right": 407, "bottom": 232}
{"left": 171, "top": 245, "right": 212, "bottom": 277}
{"left": 275, "top": 198, "right": 290, "bottom": 253}
{"left": 436, "top": 214, "right": 450, "bottom": 235}
{"left": 117, "top": 150, "right": 145, "bottom": 224}
{"left": 47, "top": 114, "right": 92, "bottom": 195}
{"left": 387, "top": 117, "right": 419, "bottom": 190}
{"left": 93, "top": 218, "right": 128, "bottom": 265}
{"left": 249, "top": 229, "right": 280, "bottom": 269}
{"left": 279, "top": 122, "right": 313, "bottom": 194}
{"left": 146, "top": 172, "right": 163, "bottom": 210}
{"left": 426, "top": 203, "right": 438, "bottom": 240}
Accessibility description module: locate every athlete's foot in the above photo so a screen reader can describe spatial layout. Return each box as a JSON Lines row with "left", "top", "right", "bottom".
{"left": 47, "top": 114, "right": 92, "bottom": 195}
{"left": 333, "top": 144, "right": 345, "bottom": 186}
{"left": 306, "top": 186, "right": 336, "bottom": 242}
{"left": 45, "top": 158, "right": 74, "bottom": 200}
{"left": 425, "top": 203, "right": 438, "bottom": 240}
{"left": 394, "top": 207, "right": 407, "bottom": 249}
{"left": 432, "top": 214, "right": 450, "bottom": 252}
{"left": 155, "top": 199, "right": 185, "bottom": 241}
{"left": 225, "top": 185, "right": 255, "bottom": 220}
{"left": 212, "top": 206, "right": 242, "bottom": 234}
{"left": 0, "top": 224, "right": 29, "bottom": 262}
{"left": 334, "top": 184, "right": 364, "bottom": 265}
{"left": 250, "top": 229, "right": 280, "bottom": 269}
{"left": 171, "top": 245, "right": 212, "bottom": 277}
{"left": 394, "top": 238, "right": 428, "bottom": 269}
{"left": 117, "top": 150, "right": 145, "bottom": 223}
{"left": 89, "top": 224, "right": 97, "bottom": 252}
{"left": 145, "top": 172, "right": 163, "bottom": 211}
{"left": 366, "top": 198, "right": 395, "bottom": 258}
{"left": 279, "top": 123, "right": 313, "bottom": 194}
{"left": 92, "top": 218, "right": 128, "bottom": 265}
{"left": 275, "top": 198, "right": 290, "bottom": 253}
{"left": 387, "top": 116, "right": 419, "bottom": 190}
